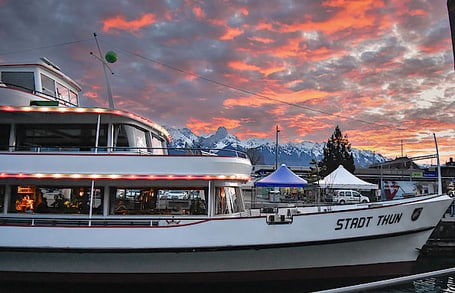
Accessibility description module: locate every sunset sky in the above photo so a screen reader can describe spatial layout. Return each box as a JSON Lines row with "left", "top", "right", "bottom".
{"left": 1, "top": 0, "right": 455, "bottom": 164}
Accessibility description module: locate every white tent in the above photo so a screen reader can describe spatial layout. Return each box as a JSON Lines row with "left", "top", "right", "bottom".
{"left": 319, "top": 165, "right": 378, "bottom": 190}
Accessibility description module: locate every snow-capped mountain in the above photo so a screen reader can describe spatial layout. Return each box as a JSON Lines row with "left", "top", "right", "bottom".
{"left": 166, "top": 126, "right": 387, "bottom": 167}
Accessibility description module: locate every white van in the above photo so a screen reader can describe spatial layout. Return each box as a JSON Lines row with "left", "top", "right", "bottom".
{"left": 332, "top": 190, "right": 370, "bottom": 204}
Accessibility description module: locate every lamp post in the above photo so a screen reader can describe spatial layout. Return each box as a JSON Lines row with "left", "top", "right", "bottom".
{"left": 275, "top": 125, "right": 280, "bottom": 170}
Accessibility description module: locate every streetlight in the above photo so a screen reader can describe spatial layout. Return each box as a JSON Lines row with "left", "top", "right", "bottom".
{"left": 275, "top": 125, "right": 280, "bottom": 170}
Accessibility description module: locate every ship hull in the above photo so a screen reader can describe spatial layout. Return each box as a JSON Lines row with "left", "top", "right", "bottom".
{"left": 0, "top": 195, "right": 451, "bottom": 282}
{"left": 0, "top": 230, "right": 426, "bottom": 282}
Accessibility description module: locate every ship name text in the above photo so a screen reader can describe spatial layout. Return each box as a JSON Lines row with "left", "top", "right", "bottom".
{"left": 335, "top": 213, "right": 403, "bottom": 230}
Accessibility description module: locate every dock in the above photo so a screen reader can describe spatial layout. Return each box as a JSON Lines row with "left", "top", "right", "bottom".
{"left": 421, "top": 213, "right": 455, "bottom": 256}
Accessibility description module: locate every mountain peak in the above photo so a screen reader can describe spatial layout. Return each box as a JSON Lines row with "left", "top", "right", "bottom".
{"left": 214, "top": 126, "right": 228, "bottom": 139}
{"left": 167, "top": 126, "right": 387, "bottom": 167}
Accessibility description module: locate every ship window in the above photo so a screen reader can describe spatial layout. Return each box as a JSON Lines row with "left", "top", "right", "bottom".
{"left": 69, "top": 90, "right": 78, "bottom": 105}
{"left": 56, "top": 82, "right": 70, "bottom": 102}
{"left": 40, "top": 73, "right": 55, "bottom": 97}
{"left": 113, "top": 124, "right": 148, "bottom": 152}
{"left": 113, "top": 124, "right": 129, "bottom": 148}
{"left": 15, "top": 124, "right": 108, "bottom": 151}
{"left": 0, "top": 124, "right": 10, "bottom": 150}
{"left": 110, "top": 187, "right": 207, "bottom": 216}
{"left": 125, "top": 125, "right": 146, "bottom": 149}
{"left": 1, "top": 71, "right": 35, "bottom": 92}
{"left": 9, "top": 185, "right": 103, "bottom": 215}
{"left": 151, "top": 135, "right": 165, "bottom": 154}
{"left": 0, "top": 185, "right": 4, "bottom": 211}
{"left": 215, "top": 187, "right": 244, "bottom": 215}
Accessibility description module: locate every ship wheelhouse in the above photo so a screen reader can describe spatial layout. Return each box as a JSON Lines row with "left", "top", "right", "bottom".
{"left": 0, "top": 106, "right": 252, "bottom": 221}
{"left": 0, "top": 58, "right": 81, "bottom": 107}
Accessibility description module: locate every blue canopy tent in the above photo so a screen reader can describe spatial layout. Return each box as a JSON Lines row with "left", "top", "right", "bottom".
{"left": 255, "top": 164, "right": 308, "bottom": 187}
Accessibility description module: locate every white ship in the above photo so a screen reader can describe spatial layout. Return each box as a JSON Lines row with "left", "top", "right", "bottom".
{"left": 0, "top": 58, "right": 452, "bottom": 283}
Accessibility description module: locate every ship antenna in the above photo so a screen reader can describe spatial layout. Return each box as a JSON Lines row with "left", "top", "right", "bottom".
{"left": 433, "top": 133, "right": 442, "bottom": 195}
{"left": 91, "top": 32, "right": 115, "bottom": 109}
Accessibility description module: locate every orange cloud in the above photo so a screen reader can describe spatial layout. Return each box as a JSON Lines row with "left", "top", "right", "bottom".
{"left": 255, "top": 21, "right": 275, "bottom": 32}
{"left": 259, "top": 63, "right": 289, "bottom": 77}
{"left": 220, "top": 27, "right": 243, "bottom": 40}
{"left": 419, "top": 38, "right": 453, "bottom": 55}
{"left": 102, "top": 13, "right": 156, "bottom": 34}
{"left": 240, "top": 7, "right": 249, "bottom": 16}
{"left": 272, "top": 114, "right": 337, "bottom": 143}
{"left": 223, "top": 89, "right": 281, "bottom": 108}
{"left": 186, "top": 117, "right": 241, "bottom": 135}
{"left": 272, "top": 38, "right": 302, "bottom": 58}
{"left": 223, "top": 88, "right": 340, "bottom": 109}
{"left": 227, "top": 61, "right": 261, "bottom": 72}
{"left": 193, "top": 6, "right": 205, "bottom": 19}
{"left": 289, "top": 89, "right": 342, "bottom": 104}
{"left": 408, "top": 9, "right": 425, "bottom": 16}
{"left": 275, "top": 0, "right": 385, "bottom": 38}
{"left": 248, "top": 36, "right": 274, "bottom": 44}
{"left": 334, "top": 120, "right": 455, "bottom": 163}
{"left": 84, "top": 90, "right": 99, "bottom": 99}
{"left": 356, "top": 96, "right": 390, "bottom": 110}
{"left": 268, "top": 36, "right": 344, "bottom": 61}
{"left": 227, "top": 56, "right": 288, "bottom": 76}
{"left": 204, "top": 8, "right": 247, "bottom": 40}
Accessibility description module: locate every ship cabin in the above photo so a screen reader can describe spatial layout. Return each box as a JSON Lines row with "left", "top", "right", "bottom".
{"left": 0, "top": 58, "right": 81, "bottom": 107}
{"left": 0, "top": 106, "right": 250, "bottom": 222}
{"left": 0, "top": 106, "right": 170, "bottom": 154}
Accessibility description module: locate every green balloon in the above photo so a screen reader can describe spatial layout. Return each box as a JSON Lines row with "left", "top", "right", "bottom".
{"left": 105, "top": 51, "right": 117, "bottom": 63}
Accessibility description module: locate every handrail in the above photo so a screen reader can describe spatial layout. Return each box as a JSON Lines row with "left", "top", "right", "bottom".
{"left": 0, "top": 215, "right": 208, "bottom": 227}
{"left": 167, "top": 147, "right": 248, "bottom": 158}
{"left": 0, "top": 145, "right": 249, "bottom": 158}
{"left": 1, "top": 82, "right": 78, "bottom": 107}
{"left": 316, "top": 266, "right": 455, "bottom": 292}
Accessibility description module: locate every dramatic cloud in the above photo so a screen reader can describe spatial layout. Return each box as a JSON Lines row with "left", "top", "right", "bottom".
{"left": 101, "top": 13, "right": 157, "bottom": 34}
{"left": 0, "top": 0, "right": 454, "bottom": 163}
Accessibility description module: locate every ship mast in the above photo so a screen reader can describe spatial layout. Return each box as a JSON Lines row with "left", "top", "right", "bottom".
{"left": 433, "top": 133, "right": 442, "bottom": 195}
{"left": 92, "top": 33, "right": 115, "bottom": 109}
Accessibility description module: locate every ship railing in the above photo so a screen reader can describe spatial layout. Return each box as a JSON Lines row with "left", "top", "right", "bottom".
{"left": 1, "top": 145, "right": 249, "bottom": 158}
{"left": 0, "top": 215, "right": 209, "bottom": 227}
{"left": 317, "top": 266, "right": 455, "bottom": 293}
{"left": 1, "top": 81, "right": 78, "bottom": 107}
{"left": 167, "top": 147, "right": 248, "bottom": 158}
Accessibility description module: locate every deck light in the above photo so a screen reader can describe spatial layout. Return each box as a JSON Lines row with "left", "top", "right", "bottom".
{"left": 2, "top": 173, "right": 250, "bottom": 181}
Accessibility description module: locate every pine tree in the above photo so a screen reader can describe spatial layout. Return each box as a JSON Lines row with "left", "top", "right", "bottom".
{"left": 319, "top": 125, "right": 355, "bottom": 177}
